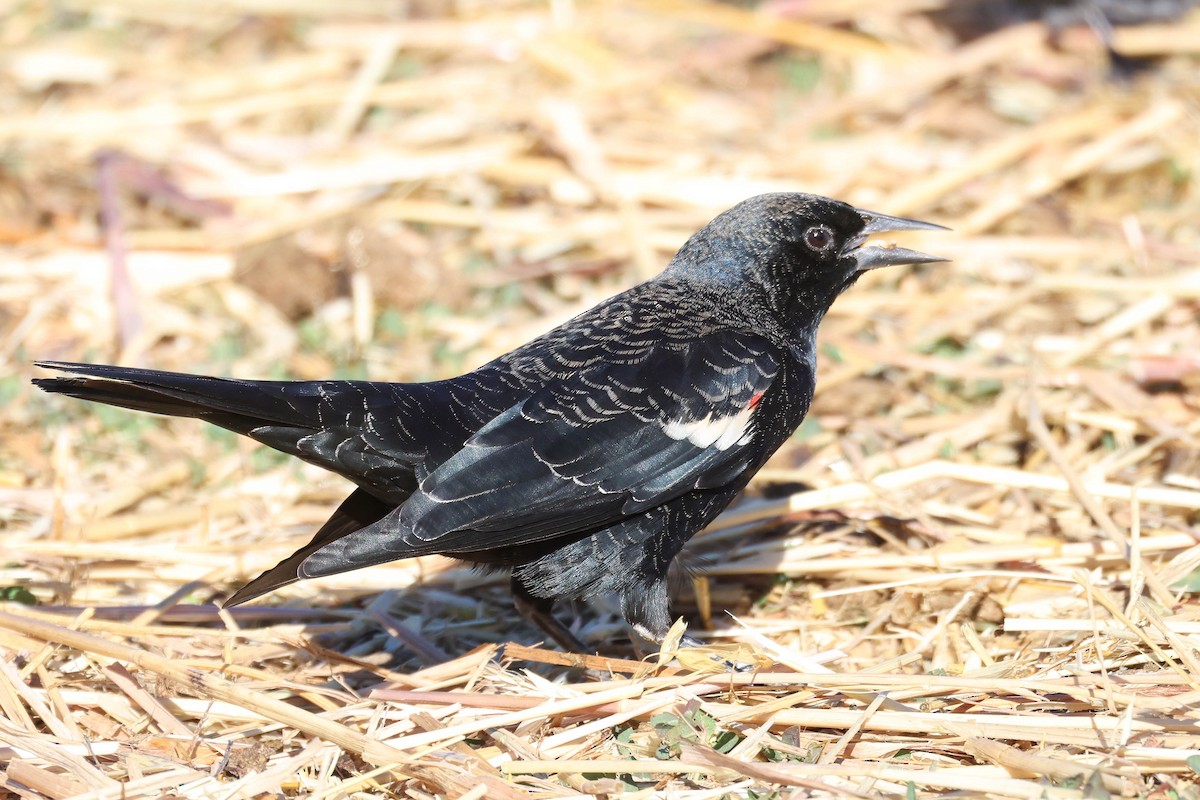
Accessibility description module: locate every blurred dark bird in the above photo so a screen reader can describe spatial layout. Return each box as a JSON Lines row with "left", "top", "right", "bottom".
{"left": 933, "top": 0, "right": 1198, "bottom": 74}
{"left": 34, "top": 193, "right": 946, "bottom": 653}
{"left": 947, "top": 0, "right": 1195, "bottom": 30}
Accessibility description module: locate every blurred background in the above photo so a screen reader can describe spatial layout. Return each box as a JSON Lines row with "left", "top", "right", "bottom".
{"left": 3, "top": 0, "right": 1199, "bottom": 659}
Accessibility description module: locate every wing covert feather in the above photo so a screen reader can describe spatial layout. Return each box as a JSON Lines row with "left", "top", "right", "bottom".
{"left": 300, "top": 332, "right": 780, "bottom": 575}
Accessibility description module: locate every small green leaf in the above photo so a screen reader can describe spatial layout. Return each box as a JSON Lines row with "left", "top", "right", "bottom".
{"left": 778, "top": 55, "right": 822, "bottom": 93}
{"left": 686, "top": 707, "right": 717, "bottom": 739}
{"left": 919, "top": 336, "right": 967, "bottom": 357}
{"left": 651, "top": 712, "right": 686, "bottom": 758}
{"left": 1170, "top": 569, "right": 1200, "bottom": 593}
{"left": 966, "top": 378, "right": 1003, "bottom": 399}
{"left": 650, "top": 712, "right": 680, "bottom": 728}
{"left": 1, "top": 586, "right": 37, "bottom": 605}
{"left": 747, "top": 791, "right": 783, "bottom": 800}
{"left": 712, "top": 730, "right": 741, "bottom": 753}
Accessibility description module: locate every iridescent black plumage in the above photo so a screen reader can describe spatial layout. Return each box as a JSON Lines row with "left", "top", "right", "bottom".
{"left": 34, "top": 193, "right": 945, "bottom": 650}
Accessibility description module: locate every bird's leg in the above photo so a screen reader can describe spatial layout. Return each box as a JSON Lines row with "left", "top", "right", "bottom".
{"left": 510, "top": 576, "right": 593, "bottom": 654}
{"left": 620, "top": 578, "right": 676, "bottom": 645}
{"left": 622, "top": 583, "right": 753, "bottom": 672}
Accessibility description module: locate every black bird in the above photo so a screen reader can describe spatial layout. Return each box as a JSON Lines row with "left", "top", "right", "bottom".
{"left": 34, "top": 193, "right": 945, "bottom": 652}
{"left": 932, "top": 0, "right": 1199, "bottom": 76}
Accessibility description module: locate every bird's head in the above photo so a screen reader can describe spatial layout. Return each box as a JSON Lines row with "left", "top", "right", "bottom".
{"left": 662, "top": 192, "right": 947, "bottom": 333}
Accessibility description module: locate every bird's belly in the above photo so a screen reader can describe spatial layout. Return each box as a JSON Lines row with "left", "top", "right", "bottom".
{"left": 509, "top": 489, "right": 735, "bottom": 601}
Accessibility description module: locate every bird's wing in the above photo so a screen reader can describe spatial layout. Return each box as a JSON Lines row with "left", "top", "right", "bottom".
{"left": 300, "top": 331, "right": 780, "bottom": 575}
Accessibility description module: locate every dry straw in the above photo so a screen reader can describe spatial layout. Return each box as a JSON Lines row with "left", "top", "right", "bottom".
{"left": 2, "top": 0, "right": 1200, "bottom": 797}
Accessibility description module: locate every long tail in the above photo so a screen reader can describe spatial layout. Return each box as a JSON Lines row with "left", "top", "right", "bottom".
{"left": 35, "top": 360, "right": 414, "bottom": 605}
{"left": 33, "top": 361, "right": 422, "bottom": 502}
{"left": 33, "top": 360, "right": 323, "bottom": 436}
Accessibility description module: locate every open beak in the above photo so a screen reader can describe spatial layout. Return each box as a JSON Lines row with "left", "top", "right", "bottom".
{"left": 845, "top": 209, "right": 949, "bottom": 272}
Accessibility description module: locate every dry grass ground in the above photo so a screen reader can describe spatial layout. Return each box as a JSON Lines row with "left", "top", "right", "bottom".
{"left": 2, "top": 1, "right": 1200, "bottom": 797}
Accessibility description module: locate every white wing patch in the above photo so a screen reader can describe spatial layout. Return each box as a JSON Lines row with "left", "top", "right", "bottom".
{"left": 662, "top": 404, "right": 755, "bottom": 451}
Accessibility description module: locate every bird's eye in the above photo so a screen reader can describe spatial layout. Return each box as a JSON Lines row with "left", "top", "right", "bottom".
{"left": 803, "top": 225, "right": 834, "bottom": 252}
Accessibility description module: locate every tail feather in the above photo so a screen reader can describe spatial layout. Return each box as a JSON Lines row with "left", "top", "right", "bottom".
{"left": 33, "top": 360, "right": 321, "bottom": 436}
{"left": 35, "top": 361, "right": 420, "bottom": 606}
{"left": 35, "top": 360, "right": 425, "bottom": 503}
{"left": 223, "top": 488, "right": 395, "bottom": 606}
